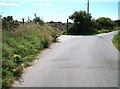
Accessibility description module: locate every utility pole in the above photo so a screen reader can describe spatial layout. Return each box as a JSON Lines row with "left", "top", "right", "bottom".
{"left": 87, "top": 0, "right": 90, "bottom": 30}
{"left": 87, "top": 0, "right": 89, "bottom": 14}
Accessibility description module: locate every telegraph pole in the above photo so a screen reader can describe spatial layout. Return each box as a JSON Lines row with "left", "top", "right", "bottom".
{"left": 87, "top": 0, "right": 90, "bottom": 31}
{"left": 87, "top": 0, "right": 89, "bottom": 14}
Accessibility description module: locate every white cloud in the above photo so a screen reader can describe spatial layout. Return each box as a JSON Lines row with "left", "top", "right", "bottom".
{"left": 0, "top": 2, "right": 20, "bottom": 6}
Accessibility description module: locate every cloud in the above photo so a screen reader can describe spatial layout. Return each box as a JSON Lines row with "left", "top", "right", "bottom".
{"left": 0, "top": 2, "right": 20, "bottom": 6}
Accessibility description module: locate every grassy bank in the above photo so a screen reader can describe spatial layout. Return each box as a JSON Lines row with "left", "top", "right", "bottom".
{"left": 2, "top": 23, "right": 61, "bottom": 89}
{"left": 112, "top": 31, "right": 120, "bottom": 51}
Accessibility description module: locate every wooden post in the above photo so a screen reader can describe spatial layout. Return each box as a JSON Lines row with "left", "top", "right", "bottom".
{"left": 22, "top": 18, "right": 24, "bottom": 25}
{"left": 67, "top": 19, "right": 68, "bottom": 33}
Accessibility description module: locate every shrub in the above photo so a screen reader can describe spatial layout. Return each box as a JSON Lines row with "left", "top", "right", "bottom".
{"left": 114, "top": 20, "right": 120, "bottom": 27}
{"left": 68, "top": 11, "right": 95, "bottom": 35}
{"left": 96, "top": 17, "right": 115, "bottom": 30}
{"left": 33, "top": 14, "right": 44, "bottom": 25}
{"left": 2, "top": 16, "right": 19, "bottom": 31}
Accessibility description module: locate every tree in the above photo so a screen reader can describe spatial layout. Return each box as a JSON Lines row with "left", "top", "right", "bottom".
{"left": 33, "top": 14, "right": 44, "bottom": 25}
{"left": 96, "top": 17, "right": 115, "bottom": 30}
{"left": 114, "top": 20, "right": 120, "bottom": 27}
{"left": 91, "top": 18, "right": 101, "bottom": 30}
{"left": 68, "top": 11, "right": 93, "bottom": 35}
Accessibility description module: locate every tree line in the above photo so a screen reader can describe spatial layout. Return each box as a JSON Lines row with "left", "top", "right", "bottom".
{"left": 1, "top": 11, "right": 120, "bottom": 34}
{"left": 67, "top": 10, "right": 119, "bottom": 35}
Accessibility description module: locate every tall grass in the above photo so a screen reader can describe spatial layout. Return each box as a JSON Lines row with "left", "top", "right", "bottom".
{"left": 112, "top": 31, "right": 120, "bottom": 51}
{"left": 2, "top": 23, "right": 60, "bottom": 89}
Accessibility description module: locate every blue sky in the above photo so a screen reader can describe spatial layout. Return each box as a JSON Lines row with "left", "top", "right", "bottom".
{"left": 0, "top": 0, "right": 119, "bottom": 22}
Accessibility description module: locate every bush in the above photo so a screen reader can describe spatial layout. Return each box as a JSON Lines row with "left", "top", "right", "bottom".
{"left": 68, "top": 11, "right": 95, "bottom": 35}
{"left": 2, "top": 16, "right": 19, "bottom": 31}
{"left": 114, "top": 20, "right": 120, "bottom": 27}
{"left": 33, "top": 14, "right": 44, "bottom": 25}
{"left": 96, "top": 17, "right": 115, "bottom": 30}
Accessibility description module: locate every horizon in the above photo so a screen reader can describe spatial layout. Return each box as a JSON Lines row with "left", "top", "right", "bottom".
{"left": 1, "top": 0, "right": 119, "bottom": 23}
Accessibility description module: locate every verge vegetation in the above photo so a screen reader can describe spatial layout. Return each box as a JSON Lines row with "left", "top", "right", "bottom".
{"left": 2, "top": 18, "right": 61, "bottom": 88}
{"left": 1, "top": 12, "right": 120, "bottom": 89}
{"left": 63, "top": 10, "right": 119, "bottom": 35}
{"left": 112, "top": 31, "right": 120, "bottom": 51}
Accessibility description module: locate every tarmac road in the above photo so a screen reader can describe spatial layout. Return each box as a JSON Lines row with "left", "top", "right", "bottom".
{"left": 13, "top": 31, "right": 118, "bottom": 87}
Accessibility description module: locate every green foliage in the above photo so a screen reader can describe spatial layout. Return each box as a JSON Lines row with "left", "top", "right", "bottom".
{"left": 2, "top": 16, "right": 19, "bottom": 31}
{"left": 96, "top": 17, "right": 115, "bottom": 30}
{"left": 2, "top": 23, "right": 60, "bottom": 89}
{"left": 114, "top": 20, "right": 120, "bottom": 26}
{"left": 68, "top": 11, "right": 94, "bottom": 35}
{"left": 66, "top": 11, "right": 117, "bottom": 35}
{"left": 33, "top": 14, "right": 44, "bottom": 25}
{"left": 113, "top": 31, "right": 120, "bottom": 51}
{"left": 97, "top": 29, "right": 111, "bottom": 33}
{"left": 41, "top": 38, "right": 49, "bottom": 48}
{"left": 13, "top": 54, "right": 23, "bottom": 64}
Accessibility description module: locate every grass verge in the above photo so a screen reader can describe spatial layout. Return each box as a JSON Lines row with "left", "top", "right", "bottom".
{"left": 2, "top": 23, "right": 61, "bottom": 89}
{"left": 112, "top": 31, "right": 120, "bottom": 51}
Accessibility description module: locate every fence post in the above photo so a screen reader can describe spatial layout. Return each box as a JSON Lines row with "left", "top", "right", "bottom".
{"left": 67, "top": 19, "right": 68, "bottom": 33}
{"left": 22, "top": 18, "right": 24, "bottom": 25}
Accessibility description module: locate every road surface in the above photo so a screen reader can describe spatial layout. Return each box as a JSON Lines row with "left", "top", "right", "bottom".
{"left": 13, "top": 31, "right": 118, "bottom": 87}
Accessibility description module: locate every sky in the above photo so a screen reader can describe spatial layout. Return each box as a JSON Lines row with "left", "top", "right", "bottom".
{"left": 0, "top": 0, "right": 119, "bottom": 22}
